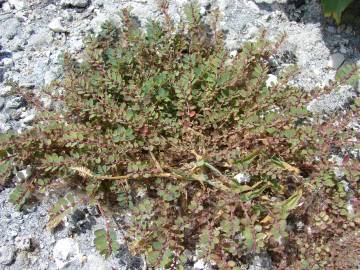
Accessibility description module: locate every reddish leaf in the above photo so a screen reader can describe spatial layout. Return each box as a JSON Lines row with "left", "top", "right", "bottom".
{"left": 188, "top": 111, "right": 196, "bottom": 118}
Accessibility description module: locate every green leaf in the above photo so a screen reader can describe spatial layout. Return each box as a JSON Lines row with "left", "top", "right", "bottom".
{"left": 238, "top": 149, "right": 261, "bottom": 166}
{"left": 279, "top": 189, "right": 302, "bottom": 219}
{"left": 160, "top": 249, "right": 173, "bottom": 268}
{"left": 9, "top": 185, "right": 31, "bottom": 211}
{"left": 94, "top": 228, "right": 119, "bottom": 258}
{"left": 147, "top": 250, "right": 161, "bottom": 266}
{"left": 243, "top": 226, "right": 254, "bottom": 250}
{"left": 46, "top": 193, "right": 78, "bottom": 230}
{"left": 184, "top": 1, "right": 201, "bottom": 25}
{"left": 240, "top": 184, "right": 267, "bottom": 202}
{"left": 323, "top": 173, "right": 336, "bottom": 187}
{"left": 335, "top": 64, "right": 359, "bottom": 85}
{"left": 321, "top": 0, "right": 354, "bottom": 24}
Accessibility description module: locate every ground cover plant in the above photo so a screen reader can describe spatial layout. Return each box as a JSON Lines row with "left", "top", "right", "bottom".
{"left": 0, "top": 2, "right": 360, "bottom": 269}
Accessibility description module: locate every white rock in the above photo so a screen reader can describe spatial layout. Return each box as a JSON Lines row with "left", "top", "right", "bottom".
{"left": 82, "top": 254, "right": 108, "bottom": 270}
{"left": 61, "top": 0, "right": 90, "bottom": 8}
{"left": 28, "top": 29, "right": 53, "bottom": 47}
{"left": 15, "top": 166, "right": 32, "bottom": 182}
{"left": 68, "top": 37, "right": 84, "bottom": 52}
{"left": 62, "top": 10, "right": 73, "bottom": 21}
{"left": 15, "top": 10, "right": 27, "bottom": 21}
{"left": 248, "top": 252, "right": 272, "bottom": 270}
{"left": 266, "top": 74, "right": 278, "bottom": 88}
{"left": 254, "top": 0, "right": 287, "bottom": 3}
{"left": 347, "top": 201, "right": 354, "bottom": 215}
{"left": 90, "top": 12, "right": 121, "bottom": 34}
{"left": 193, "top": 259, "right": 213, "bottom": 270}
{"left": 2, "top": 2, "right": 12, "bottom": 11}
{"left": 15, "top": 236, "right": 32, "bottom": 251}
{"left": 340, "top": 180, "right": 350, "bottom": 193}
{"left": 8, "top": 0, "right": 25, "bottom": 10}
{"left": 40, "top": 96, "right": 53, "bottom": 109}
{"left": 3, "top": 18, "right": 20, "bottom": 40}
{"left": 327, "top": 53, "right": 345, "bottom": 69}
{"left": 90, "top": 13, "right": 109, "bottom": 34}
{"left": 234, "top": 172, "right": 250, "bottom": 184}
{"left": 194, "top": 259, "right": 206, "bottom": 270}
{"left": 229, "top": 50, "right": 237, "bottom": 58}
{"left": 44, "top": 68, "right": 61, "bottom": 85}
{"left": 328, "top": 155, "right": 345, "bottom": 179}
{"left": 9, "top": 230, "right": 18, "bottom": 238}
{"left": 48, "top": 18, "right": 67, "bottom": 33}
{"left": 0, "top": 245, "right": 16, "bottom": 265}
{"left": 199, "top": 6, "right": 206, "bottom": 16}
{"left": 53, "top": 238, "right": 80, "bottom": 269}
{"left": 2, "top": 58, "right": 13, "bottom": 68}
{"left": 0, "top": 86, "right": 12, "bottom": 96}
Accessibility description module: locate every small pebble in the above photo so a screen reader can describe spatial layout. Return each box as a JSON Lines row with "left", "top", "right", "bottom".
{"left": 48, "top": 18, "right": 67, "bottom": 33}
{"left": 0, "top": 245, "right": 16, "bottom": 265}
{"left": 327, "top": 53, "right": 345, "bottom": 69}
{"left": 15, "top": 236, "right": 32, "bottom": 251}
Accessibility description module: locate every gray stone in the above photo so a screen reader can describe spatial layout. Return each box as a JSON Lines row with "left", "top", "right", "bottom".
{"left": 3, "top": 18, "right": 21, "bottom": 40}
{"left": 8, "top": 0, "right": 25, "bottom": 10}
{"left": 68, "top": 37, "right": 84, "bottom": 52}
{"left": 345, "top": 26, "right": 353, "bottom": 34}
{"left": 61, "top": 0, "right": 90, "bottom": 8}
{"left": 2, "top": 2, "right": 11, "bottom": 11}
{"left": 53, "top": 238, "right": 80, "bottom": 269}
{"left": 327, "top": 26, "right": 336, "bottom": 33}
{"left": 254, "top": 0, "right": 287, "bottom": 3}
{"left": 5, "top": 96, "right": 24, "bottom": 110}
{"left": 15, "top": 166, "right": 32, "bottom": 183}
{"left": 90, "top": 12, "right": 110, "bottom": 33}
{"left": 193, "top": 259, "right": 213, "bottom": 270}
{"left": 28, "top": 29, "right": 53, "bottom": 47}
{"left": 62, "top": 10, "right": 74, "bottom": 21}
{"left": 48, "top": 17, "right": 67, "bottom": 33}
{"left": 0, "top": 97, "right": 5, "bottom": 111}
{"left": 0, "top": 86, "right": 12, "bottom": 97}
{"left": 20, "top": 110, "right": 36, "bottom": 124}
{"left": 15, "top": 236, "right": 32, "bottom": 251}
{"left": 11, "top": 212, "right": 22, "bottom": 219}
{"left": 8, "top": 36, "right": 25, "bottom": 51}
{"left": 0, "top": 114, "right": 10, "bottom": 132}
{"left": 248, "top": 252, "right": 272, "bottom": 270}
{"left": 328, "top": 53, "right": 345, "bottom": 69}
{"left": 3, "top": 57, "right": 14, "bottom": 68}
{"left": 90, "top": 12, "right": 121, "bottom": 34}
{"left": 44, "top": 69, "right": 60, "bottom": 85}
{"left": 13, "top": 251, "right": 31, "bottom": 269}
{"left": 0, "top": 245, "right": 16, "bottom": 265}
{"left": 82, "top": 254, "right": 108, "bottom": 270}
{"left": 9, "top": 230, "right": 18, "bottom": 238}
{"left": 307, "top": 85, "right": 356, "bottom": 114}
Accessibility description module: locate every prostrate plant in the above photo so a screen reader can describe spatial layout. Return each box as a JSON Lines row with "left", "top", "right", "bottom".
{"left": 1, "top": 2, "right": 359, "bottom": 269}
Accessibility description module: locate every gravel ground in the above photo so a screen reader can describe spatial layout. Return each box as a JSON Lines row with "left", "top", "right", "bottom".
{"left": 0, "top": 0, "right": 359, "bottom": 269}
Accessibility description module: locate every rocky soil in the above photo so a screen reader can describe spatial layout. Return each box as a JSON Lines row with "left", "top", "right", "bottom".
{"left": 0, "top": 0, "right": 359, "bottom": 269}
